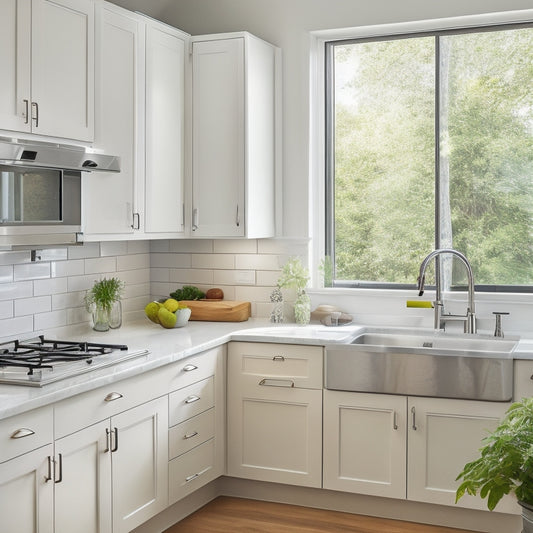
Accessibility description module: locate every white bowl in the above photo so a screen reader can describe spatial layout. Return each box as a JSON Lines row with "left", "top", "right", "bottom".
{"left": 174, "top": 307, "right": 192, "bottom": 328}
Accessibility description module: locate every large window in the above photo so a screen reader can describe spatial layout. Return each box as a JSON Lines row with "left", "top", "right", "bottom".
{"left": 325, "top": 24, "right": 533, "bottom": 290}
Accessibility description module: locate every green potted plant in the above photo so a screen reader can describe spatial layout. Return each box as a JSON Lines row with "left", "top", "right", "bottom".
{"left": 456, "top": 396, "right": 533, "bottom": 532}
{"left": 277, "top": 257, "right": 311, "bottom": 324}
{"left": 85, "top": 277, "right": 124, "bottom": 331}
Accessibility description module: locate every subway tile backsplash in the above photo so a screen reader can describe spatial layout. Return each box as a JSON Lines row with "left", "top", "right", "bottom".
{"left": 0, "top": 238, "right": 308, "bottom": 338}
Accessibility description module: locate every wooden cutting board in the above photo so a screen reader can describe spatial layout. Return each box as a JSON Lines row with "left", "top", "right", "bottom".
{"left": 180, "top": 300, "right": 251, "bottom": 322}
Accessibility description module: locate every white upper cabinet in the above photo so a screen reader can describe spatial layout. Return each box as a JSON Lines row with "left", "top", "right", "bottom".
{"left": 144, "top": 22, "right": 186, "bottom": 235}
{"left": 0, "top": 0, "right": 94, "bottom": 142}
{"left": 191, "top": 33, "right": 277, "bottom": 238}
{"left": 83, "top": 2, "right": 187, "bottom": 241}
{"left": 83, "top": 2, "right": 143, "bottom": 237}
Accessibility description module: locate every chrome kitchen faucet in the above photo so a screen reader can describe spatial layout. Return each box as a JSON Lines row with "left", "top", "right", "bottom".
{"left": 417, "top": 249, "right": 477, "bottom": 334}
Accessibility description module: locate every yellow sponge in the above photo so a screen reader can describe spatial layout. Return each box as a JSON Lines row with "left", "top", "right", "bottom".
{"left": 406, "top": 300, "right": 434, "bottom": 308}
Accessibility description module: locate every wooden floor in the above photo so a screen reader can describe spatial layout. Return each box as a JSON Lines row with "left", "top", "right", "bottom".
{"left": 164, "top": 496, "right": 477, "bottom": 533}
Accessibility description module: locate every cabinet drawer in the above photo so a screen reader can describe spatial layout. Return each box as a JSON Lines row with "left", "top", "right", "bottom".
{"left": 169, "top": 439, "right": 215, "bottom": 505}
{"left": 0, "top": 406, "right": 53, "bottom": 463}
{"left": 169, "top": 377, "right": 214, "bottom": 426}
{"left": 229, "top": 342, "right": 323, "bottom": 389}
{"left": 54, "top": 366, "right": 167, "bottom": 439}
{"left": 169, "top": 408, "right": 215, "bottom": 460}
{"left": 165, "top": 347, "right": 221, "bottom": 393}
{"left": 514, "top": 360, "right": 533, "bottom": 400}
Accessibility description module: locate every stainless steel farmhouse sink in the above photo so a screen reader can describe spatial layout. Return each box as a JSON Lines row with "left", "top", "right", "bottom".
{"left": 325, "top": 329, "right": 518, "bottom": 401}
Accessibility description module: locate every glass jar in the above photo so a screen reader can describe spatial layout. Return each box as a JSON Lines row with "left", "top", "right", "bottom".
{"left": 109, "top": 300, "right": 122, "bottom": 329}
{"left": 294, "top": 289, "right": 311, "bottom": 325}
{"left": 92, "top": 303, "right": 110, "bottom": 332}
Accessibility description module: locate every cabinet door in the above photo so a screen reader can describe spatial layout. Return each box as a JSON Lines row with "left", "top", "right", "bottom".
{"left": 227, "top": 383, "right": 322, "bottom": 487}
{"left": 407, "top": 397, "right": 519, "bottom": 513}
{"left": 0, "top": 0, "right": 31, "bottom": 133}
{"left": 323, "top": 390, "right": 407, "bottom": 499}
{"left": 144, "top": 23, "right": 186, "bottom": 235}
{"left": 83, "top": 3, "right": 142, "bottom": 237}
{"left": 0, "top": 444, "right": 54, "bottom": 533}
{"left": 111, "top": 396, "right": 168, "bottom": 533}
{"left": 192, "top": 38, "right": 245, "bottom": 237}
{"left": 31, "top": 0, "right": 94, "bottom": 141}
{"left": 54, "top": 420, "right": 112, "bottom": 533}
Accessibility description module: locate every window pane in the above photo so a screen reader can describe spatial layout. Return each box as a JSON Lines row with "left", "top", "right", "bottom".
{"left": 440, "top": 29, "right": 533, "bottom": 286}
{"left": 332, "top": 37, "right": 435, "bottom": 284}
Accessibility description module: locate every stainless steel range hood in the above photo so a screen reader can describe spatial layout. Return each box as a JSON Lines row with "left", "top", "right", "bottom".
{"left": 0, "top": 138, "right": 120, "bottom": 172}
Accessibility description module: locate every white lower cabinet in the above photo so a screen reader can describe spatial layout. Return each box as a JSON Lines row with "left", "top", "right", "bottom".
{"left": 323, "top": 390, "right": 519, "bottom": 513}
{"left": 227, "top": 342, "right": 323, "bottom": 487}
{"left": 54, "top": 397, "right": 168, "bottom": 533}
{"left": 0, "top": 444, "right": 54, "bottom": 533}
{"left": 323, "top": 391, "right": 407, "bottom": 499}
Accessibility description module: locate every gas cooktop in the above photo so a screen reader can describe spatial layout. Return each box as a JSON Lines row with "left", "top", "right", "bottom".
{"left": 0, "top": 335, "right": 148, "bottom": 387}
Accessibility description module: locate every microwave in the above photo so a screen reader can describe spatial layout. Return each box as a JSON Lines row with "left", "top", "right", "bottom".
{"left": 0, "top": 139, "right": 120, "bottom": 248}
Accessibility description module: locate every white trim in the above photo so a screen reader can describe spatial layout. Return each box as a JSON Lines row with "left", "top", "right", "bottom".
{"left": 309, "top": 8, "right": 533, "bottom": 290}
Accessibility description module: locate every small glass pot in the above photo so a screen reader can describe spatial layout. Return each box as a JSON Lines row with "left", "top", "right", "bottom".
{"left": 92, "top": 303, "right": 110, "bottom": 332}
{"left": 294, "top": 289, "right": 311, "bottom": 325}
{"left": 109, "top": 300, "right": 122, "bottom": 329}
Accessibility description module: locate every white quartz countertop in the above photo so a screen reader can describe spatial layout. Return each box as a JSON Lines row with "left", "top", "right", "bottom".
{"left": 1, "top": 318, "right": 532, "bottom": 420}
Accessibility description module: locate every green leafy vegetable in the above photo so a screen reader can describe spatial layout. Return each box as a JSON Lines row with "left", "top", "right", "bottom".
{"left": 170, "top": 285, "right": 205, "bottom": 301}
{"left": 456, "top": 397, "right": 533, "bottom": 510}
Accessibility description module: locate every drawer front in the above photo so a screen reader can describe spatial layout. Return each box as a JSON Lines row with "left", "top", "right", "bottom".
{"left": 514, "top": 360, "right": 533, "bottom": 400}
{"left": 169, "top": 408, "right": 215, "bottom": 460}
{"left": 54, "top": 366, "right": 168, "bottom": 439}
{"left": 169, "top": 377, "right": 214, "bottom": 427}
{"left": 165, "top": 347, "right": 221, "bottom": 394}
{"left": 169, "top": 439, "right": 216, "bottom": 505}
{"left": 0, "top": 406, "right": 53, "bottom": 463}
{"left": 229, "top": 342, "right": 323, "bottom": 389}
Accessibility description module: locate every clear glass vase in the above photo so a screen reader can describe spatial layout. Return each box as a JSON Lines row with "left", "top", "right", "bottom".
{"left": 92, "top": 303, "right": 110, "bottom": 332}
{"left": 294, "top": 289, "right": 311, "bottom": 325}
{"left": 109, "top": 300, "right": 122, "bottom": 329}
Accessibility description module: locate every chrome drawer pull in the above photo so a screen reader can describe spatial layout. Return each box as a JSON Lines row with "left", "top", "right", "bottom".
{"left": 272, "top": 356, "right": 285, "bottom": 362}
{"left": 185, "top": 473, "right": 200, "bottom": 483}
{"left": 259, "top": 378, "right": 295, "bottom": 388}
{"left": 183, "top": 364, "right": 198, "bottom": 372}
{"left": 184, "top": 431, "right": 199, "bottom": 440}
{"left": 11, "top": 428, "right": 35, "bottom": 439}
{"left": 411, "top": 406, "right": 417, "bottom": 431}
{"left": 104, "top": 392, "right": 123, "bottom": 402}
{"left": 185, "top": 395, "right": 201, "bottom": 404}
{"left": 393, "top": 411, "right": 398, "bottom": 431}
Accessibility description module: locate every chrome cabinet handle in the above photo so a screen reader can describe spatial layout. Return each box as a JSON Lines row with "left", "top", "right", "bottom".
{"left": 111, "top": 427, "right": 119, "bottom": 453}
{"left": 192, "top": 208, "right": 199, "bottom": 231}
{"left": 45, "top": 456, "right": 53, "bottom": 482}
{"left": 411, "top": 406, "right": 417, "bottom": 430}
{"left": 104, "top": 392, "right": 123, "bottom": 402}
{"left": 54, "top": 454, "right": 63, "bottom": 484}
{"left": 393, "top": 411, "right": 398, "bottom": 430}
{"left": 184, "top": 431, "right": 198, "bottom": 440}
{"left": 131, "top": 212, "right": 140, "bottom": 230}
{"left": 31, "top": 101, "right": 39, "bottom": 127}
{"left": 185, "top": 395, "right": 201, "bottom": 404}
{"left": 23, "top": 99, "right": 29, "bottom": 124}
{"left": 183, "top": 364, "right": 198, "bottom": 372}
{"left": 11, "top": 428, "right": 35, "bottom": 439}
{"left": 259, "top": 378, "right": 295, "bottom": 388}
{"left": 236, "top": 205, "right": 240, "bottom": 227}
{"left": 185, "top": 472, "right": 199, "bottom": 483}
{"left": 105, "top": 427, "right": 111, "bottom": 453}
{"left": 272, "top": 356, "right": 285, "bottom": 362}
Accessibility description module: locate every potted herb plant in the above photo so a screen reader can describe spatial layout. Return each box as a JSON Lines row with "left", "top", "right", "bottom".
{"left": 277, "top": 257, "right": 311, "bottom": 324}
{"left": 85, "top": 277, "right": 124, "bottom": 331}
{"left": 456, "top": 396, "right": 533, "bottom": 532}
